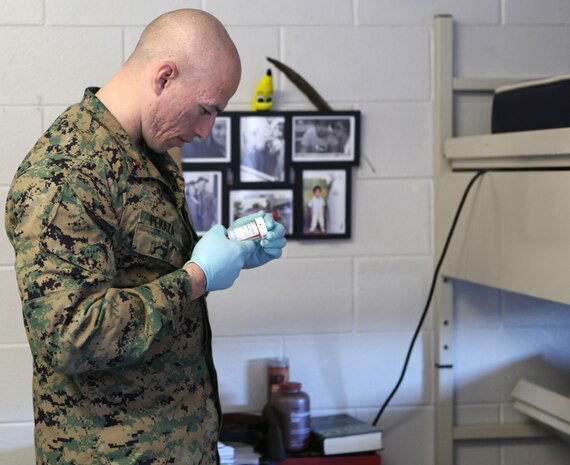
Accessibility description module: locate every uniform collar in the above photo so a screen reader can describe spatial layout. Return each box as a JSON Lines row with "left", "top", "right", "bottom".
{"left": 81, "top": 87, "right": 142, "bottom": 161}
{"left": 80, "top": 87, "right": 185, "bottom": 196}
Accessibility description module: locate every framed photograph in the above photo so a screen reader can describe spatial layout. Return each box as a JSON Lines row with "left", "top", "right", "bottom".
{"left": 297, "top": 167, "right": 350, "bottom": 239}
{"left": 238, "top": 114, "right": 289, "bottom": 184}
{"left": 228, "top": 188, "right": 294, "bottom": 237}
{"left": 182, "top": 166, "right": 226, "bottom": 236}
{"left": 180, "top": 116, "right": 231, "bottom": 163}
{"left": 292, "top": 112, "right": 360, "bottom": 164}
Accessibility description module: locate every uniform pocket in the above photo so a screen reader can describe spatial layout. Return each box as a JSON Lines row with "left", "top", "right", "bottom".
{"left": 132, "top": 223, "right": 185, "bottom": 268}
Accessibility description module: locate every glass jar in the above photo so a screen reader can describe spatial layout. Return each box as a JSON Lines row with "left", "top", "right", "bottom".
{"left": 270, "top": 382, "right": 311, "bottom": 452}
{"left": 267, "top": 357, "right": 289, "bottom": 401}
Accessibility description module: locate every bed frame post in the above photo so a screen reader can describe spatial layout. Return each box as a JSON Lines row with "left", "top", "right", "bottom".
{"left": 433, "top": 14, "right": 455, "bottom": 465}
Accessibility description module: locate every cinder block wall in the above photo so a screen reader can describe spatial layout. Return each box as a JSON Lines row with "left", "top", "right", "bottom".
{"left": 1, "top": 2, "right": 570, "bottom": 465}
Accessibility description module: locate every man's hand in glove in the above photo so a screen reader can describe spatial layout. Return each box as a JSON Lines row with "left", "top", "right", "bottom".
{"left": 229, "top": 211, "right": 287, "bottom": 269}
{"left": 187, "top": 224, "right": 255, "bottom": 292}
{"left": 185, "top": 212, "right": 287, "bottom": 293}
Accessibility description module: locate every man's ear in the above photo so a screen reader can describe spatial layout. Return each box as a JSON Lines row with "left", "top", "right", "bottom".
{"left": 153, "top": 61, "right": 178, "bottom": 95}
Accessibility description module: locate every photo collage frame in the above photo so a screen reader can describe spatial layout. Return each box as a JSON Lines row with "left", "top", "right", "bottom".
{"left": 176, "top": 111, "right": 360, "bottom": 240}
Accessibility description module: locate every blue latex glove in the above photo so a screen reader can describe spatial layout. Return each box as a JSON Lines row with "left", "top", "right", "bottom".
{"left": 229, "top": 211, "right": 287, "bottom": 269}
{"left": 188, "top": 224, "right": 256, "bottom": 292}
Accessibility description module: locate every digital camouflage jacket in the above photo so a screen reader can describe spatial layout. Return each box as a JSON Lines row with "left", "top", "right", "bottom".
{"left": 5, "top": 88, "right": 221, "bottom": 464}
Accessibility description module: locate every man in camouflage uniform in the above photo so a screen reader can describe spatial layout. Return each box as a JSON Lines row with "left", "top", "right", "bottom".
{"left": 5, "top": 9, "right": 286, "bottom": 465}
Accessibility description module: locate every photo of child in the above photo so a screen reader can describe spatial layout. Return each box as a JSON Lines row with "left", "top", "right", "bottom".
{"left": 302, "top": 169, "right": 347, "bottom": 236}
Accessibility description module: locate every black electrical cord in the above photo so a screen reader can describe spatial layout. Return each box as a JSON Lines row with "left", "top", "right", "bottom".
{"left": 372, "top": 169, "right": 487, "bottom": 427}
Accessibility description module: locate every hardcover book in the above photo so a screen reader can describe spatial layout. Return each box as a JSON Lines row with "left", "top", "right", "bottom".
{"left": 310, "top": 414, "right": 383, "bottom": 456}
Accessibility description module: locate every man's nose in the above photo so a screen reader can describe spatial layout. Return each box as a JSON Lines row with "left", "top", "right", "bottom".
{"left": 195, "top": 116, "right": 217, "bottom": 141}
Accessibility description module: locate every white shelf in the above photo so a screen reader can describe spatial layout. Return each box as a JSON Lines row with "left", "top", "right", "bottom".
{"left": 454, "top": 424, "right": 551, "bottom": 440}
{"left": 444, "top": 127, "right": 570, "bottom": 170}
{"left": 512, "top": 379, "right": 570, "bottom": 441}
{"left": 453, "top": 77, "right": 526, "bottom": 92}
{"left": 432, "top": 14, "right": 570, "bottom": 465}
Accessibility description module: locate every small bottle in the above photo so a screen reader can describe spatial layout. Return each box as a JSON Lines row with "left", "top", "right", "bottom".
{"left": 270, "top": 382, "right": 311, "bottom": 452}
{"left": 267, "top": 357, "right": 289, "bottom": 401}
{"left": 227, "top": 216, "right": 268, "bottom": 241}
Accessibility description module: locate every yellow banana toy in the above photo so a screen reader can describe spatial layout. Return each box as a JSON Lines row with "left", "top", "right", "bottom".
{"left": 251, "top": 68, "right": 273, "bottom": 111}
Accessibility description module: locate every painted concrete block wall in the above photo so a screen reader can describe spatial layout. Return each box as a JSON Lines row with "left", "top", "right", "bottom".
{"left": 1, "top": 1, "right": 570, "bottom": 465}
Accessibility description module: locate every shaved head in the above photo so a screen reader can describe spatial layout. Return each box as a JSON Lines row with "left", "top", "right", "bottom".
{"left": 97, "top": 8, "right": 241, "bottom": 153}
{"left": 129, "top": 9, "right": 240, "bottom": 79}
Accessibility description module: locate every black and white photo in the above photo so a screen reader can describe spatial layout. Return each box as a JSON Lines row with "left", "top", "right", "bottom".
{"left": 239, "top": 115, "right": 287, "bottom": 183}
{"left": 181, "top": 116, "right": 231, "bottom": 163}
{"left": 182, "top": 168, "right": 224, "bottom": 236}
{"left": 292, "top": 113, "right": 359, "bottom": 164}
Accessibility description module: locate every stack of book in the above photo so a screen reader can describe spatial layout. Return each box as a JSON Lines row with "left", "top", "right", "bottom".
{"left": 273, "top": 413, "right": 383, "bottom": 465}
{"left": 218, "top": 442, "right": 236, "bottom": 465}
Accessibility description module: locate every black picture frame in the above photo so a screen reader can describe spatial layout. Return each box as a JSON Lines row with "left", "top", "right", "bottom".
{"left": 228, "top": 187, "right": 295, "bottom": 237}
{"left": 181, "top": 165, "right": 227, "bottom": 236}
{"left": 174, "top": 110, "right": 358, "bottom": 240}
{"left": 295, "top": 166, "right": 351, "bottom": 239}
{"left": 180, "top": 116, "right": 232, "bottom": 164}
{"left": 291, "top": 111, "right": 360, "bottom": 165}
{"left": 235, "top": 112, "right": 290, "bottom": 185}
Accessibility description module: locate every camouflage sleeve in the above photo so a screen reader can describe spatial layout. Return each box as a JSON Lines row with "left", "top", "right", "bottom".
{"left": 14, "top": 178, "right": 193, "bottom": 375}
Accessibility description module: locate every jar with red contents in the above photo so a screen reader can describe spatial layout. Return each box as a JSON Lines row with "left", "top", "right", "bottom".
{"left": 267, "top": 357, "right": 289, "bottom": 401}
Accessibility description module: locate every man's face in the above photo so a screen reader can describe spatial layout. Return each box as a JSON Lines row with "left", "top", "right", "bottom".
{"left": 144, "top": 62, "right": 239, "bottom": 153}
{"left": 144, "top": 86, "right": 219, "bottom": 153}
